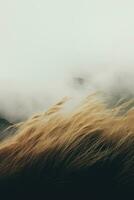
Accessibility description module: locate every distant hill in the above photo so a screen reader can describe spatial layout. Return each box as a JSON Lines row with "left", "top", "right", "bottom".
{"left": 0, "top": 118, "right": 15, "bottom": 140}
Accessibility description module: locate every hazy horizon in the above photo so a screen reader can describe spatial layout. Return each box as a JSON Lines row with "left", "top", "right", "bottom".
{"left": 0, "top": 0, "right": 134, "bottom": 121}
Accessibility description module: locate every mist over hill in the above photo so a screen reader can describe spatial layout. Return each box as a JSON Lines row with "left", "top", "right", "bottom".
{"left": 0, "top": 67, "right": 133, "bottom": 123}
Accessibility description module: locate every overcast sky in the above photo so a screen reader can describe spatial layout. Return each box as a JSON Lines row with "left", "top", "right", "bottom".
{"left": 0, "top": 0, "right": 134, "bottom": 121}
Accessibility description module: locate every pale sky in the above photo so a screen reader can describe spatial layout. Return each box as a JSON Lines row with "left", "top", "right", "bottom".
{"left": 0, "top": 0, "right": 134, "bottom": 75}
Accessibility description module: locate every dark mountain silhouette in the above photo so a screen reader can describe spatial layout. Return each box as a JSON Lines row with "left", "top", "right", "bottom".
{"left": 0, "top": 118, "right": 15, "bottom": 140}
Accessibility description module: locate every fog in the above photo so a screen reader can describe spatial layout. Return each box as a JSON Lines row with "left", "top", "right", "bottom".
{"left": 0, "top": 0, "right": 134, "bottom": 121}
